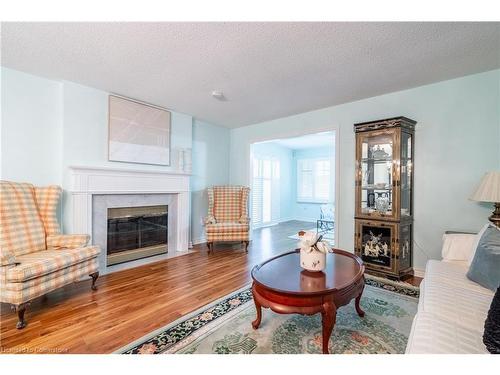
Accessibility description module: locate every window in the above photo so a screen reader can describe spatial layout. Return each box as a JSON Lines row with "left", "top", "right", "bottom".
{"left": 252, "top": 157, "right": 280, "bottom": 226}
{"left": 297, "top": 158, "right": 331, "bottom": 202}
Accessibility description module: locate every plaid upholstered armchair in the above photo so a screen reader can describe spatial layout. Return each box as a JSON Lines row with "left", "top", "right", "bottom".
{"left": 205, "top": 186, "right": 250, "bottom": 254}
{"left": 0, "top": 181, "right": 100, "bottom": 329}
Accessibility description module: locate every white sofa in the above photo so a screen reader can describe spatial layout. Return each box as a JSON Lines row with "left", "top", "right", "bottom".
{"left": 406, "top": 232, "right": 494, "bottom": 354}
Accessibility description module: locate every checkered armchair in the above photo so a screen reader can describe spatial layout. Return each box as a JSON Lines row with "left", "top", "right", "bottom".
{"left": 205, "top": 186, "right": 250, "bottom": 254}
{"left": 0, "top": 181, "right": 100, "bottom": 329}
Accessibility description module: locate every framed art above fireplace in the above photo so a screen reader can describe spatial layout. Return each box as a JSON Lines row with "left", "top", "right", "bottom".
{"left": 108, "top": 95, "right": 171, "bottom": 166}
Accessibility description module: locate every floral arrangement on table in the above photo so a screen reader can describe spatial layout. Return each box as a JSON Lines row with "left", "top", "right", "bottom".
{"left": 298, "top": 230, "right": 333, "bottom": 272}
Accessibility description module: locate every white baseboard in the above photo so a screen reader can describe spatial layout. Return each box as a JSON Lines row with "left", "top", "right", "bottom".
{"left": 413, "top": 267, "right": 425, "bottom": 278}
{"left": 277, "top": 216, "right": 295, "bottom": 223}
{"left": 292, "top": 217, "right": 317, "bottom": 223}
{"left": 191, "top": 236, "right": 207, "bottom": 245}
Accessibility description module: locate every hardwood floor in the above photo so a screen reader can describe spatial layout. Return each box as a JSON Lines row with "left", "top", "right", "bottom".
{"left": 0, "top": 220, "right": 421, "bottom": 354}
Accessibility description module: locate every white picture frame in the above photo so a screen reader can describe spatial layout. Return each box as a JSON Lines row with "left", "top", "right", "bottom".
{"left": 108, "top": 95, "right": 171, "bottom": 166}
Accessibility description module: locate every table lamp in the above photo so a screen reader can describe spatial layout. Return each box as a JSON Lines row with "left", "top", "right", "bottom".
{"left": 470, "top": 171, "right": 500, "bottom": 227}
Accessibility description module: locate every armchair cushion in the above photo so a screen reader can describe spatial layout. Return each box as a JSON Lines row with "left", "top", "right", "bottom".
{"left": 206, "top": 222, "right": 249, "bottom": 233}
{"left": 1, "top": 249, "right": 17, "bottom": 266}
{"left": 46, "top": 234, "right": 90, "bottom": 249}
{"left": 6, "top": 247, "right": 100, "bottom": 283}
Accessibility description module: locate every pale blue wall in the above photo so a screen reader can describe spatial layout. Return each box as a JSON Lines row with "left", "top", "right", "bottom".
{"left": 1, "top": 67, "right": 63, "bottom": 185}
{"left": 230, "top": 69, "right": 500, "bottom": 271}
{"left": 251, "top": 142, "right": 294, "bottom": 223}
{"left": 292, "top": 146, "right": 334, "bottom": 222}
{"left": 191, "top": 119, "right": 230, "bottom": 243}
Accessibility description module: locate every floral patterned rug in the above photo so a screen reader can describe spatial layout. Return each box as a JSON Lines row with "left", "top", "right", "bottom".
{"left": 119, "top": 276, "right": 419, "bottom": 354}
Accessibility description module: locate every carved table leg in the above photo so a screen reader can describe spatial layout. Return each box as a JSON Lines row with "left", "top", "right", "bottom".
{"left": 15, "top": 302, "right": 30, "bottom": 329}
{"left": 321, "top": 301, "right": 337, "bottom": 354}
{"left": 243, "top": 241, "right": 249, "bottom": 253}
{"left": 355, "top": 283, "right": 365, "bottom": 318}
{"left": 251, "top": 284, "right": 262, "bottom": 329}
{"left": 90, "top": 272, "right": 99, "bottom": 291}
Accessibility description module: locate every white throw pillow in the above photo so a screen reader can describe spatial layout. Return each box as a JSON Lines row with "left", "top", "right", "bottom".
{"left": 468, "top": 223, "right": 491, "bottom": 266}
{"left": 441, "top": 233, "right": 477, "bottom": 262}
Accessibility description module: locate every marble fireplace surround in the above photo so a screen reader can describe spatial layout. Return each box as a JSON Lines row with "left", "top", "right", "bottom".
{"left": 67, "top": 166, "right": 190, "bottom": 274}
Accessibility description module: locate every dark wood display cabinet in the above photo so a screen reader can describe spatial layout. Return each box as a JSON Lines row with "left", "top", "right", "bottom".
{"left": 354, "top": 116, "right": 416, "bottom": 280}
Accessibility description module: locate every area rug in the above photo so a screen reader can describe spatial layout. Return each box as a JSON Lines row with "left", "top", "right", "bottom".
{"left": 119, "top": 275, "right": 418, "bottom": 354}
{"left": 288, "top": 228, "right": 335, "bottom": 241}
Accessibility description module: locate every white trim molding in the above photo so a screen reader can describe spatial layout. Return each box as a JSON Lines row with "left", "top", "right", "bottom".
{"left": 67, "top": 166, "right": 191, "bottom": 273}
{"left": 413, "top": 267, "right": 425, "bottom": 278}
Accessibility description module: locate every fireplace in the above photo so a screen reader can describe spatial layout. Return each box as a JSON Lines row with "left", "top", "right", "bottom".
{"left": 107, "top": 205, "right": 168, "bottom": 266}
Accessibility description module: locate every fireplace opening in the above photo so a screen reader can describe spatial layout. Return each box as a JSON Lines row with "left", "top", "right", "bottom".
{"left": 107, "top": 205, "right": 168, "bottom": 266}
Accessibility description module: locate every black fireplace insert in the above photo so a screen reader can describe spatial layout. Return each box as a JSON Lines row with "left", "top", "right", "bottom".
{"left": 107, "top": 205, "right": 168, "bottom": 266}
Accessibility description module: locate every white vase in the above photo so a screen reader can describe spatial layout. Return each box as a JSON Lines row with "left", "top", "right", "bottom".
{"left": 300, "top": 248, "right": 326, "bottom": 272}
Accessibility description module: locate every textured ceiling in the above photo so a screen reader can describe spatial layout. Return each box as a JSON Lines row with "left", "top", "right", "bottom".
{"left": 1, "top": 22, "right": 499, "bottom": 128}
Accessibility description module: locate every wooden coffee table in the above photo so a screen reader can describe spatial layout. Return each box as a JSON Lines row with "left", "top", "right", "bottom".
{"left": 251, "top": 249, "right": 365, "bottom": 354}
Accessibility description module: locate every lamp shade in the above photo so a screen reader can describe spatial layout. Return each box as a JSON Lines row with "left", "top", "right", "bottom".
{"left": 470, "top": 172, "right": 500, "bottom": 203}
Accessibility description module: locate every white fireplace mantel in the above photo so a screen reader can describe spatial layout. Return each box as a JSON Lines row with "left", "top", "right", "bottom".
{"left": 67, "top": 166, "right": 191, "bottom": 261}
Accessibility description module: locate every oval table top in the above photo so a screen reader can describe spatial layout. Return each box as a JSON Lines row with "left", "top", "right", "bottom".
{"left": 251, "top": 249, "right": 364, "bottom": 296}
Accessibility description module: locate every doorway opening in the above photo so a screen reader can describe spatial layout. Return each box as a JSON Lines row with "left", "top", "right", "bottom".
{"left": 250, "top": 131, "right": 336, "bottom": 246}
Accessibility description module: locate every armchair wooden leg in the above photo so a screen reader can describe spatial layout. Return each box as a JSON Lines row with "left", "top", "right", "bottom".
{"left": 243, "top": 241, "right": 249, "bottom": 253}
{"left": 89, "top": 272, "right": 99, "bottom": 291}
{"left": 15, "top": 302, "right": 30, "bottom": 329}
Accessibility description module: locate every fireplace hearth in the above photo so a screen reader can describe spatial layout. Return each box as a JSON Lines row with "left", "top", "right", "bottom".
{"left": 107, "top": 205, "right": 168, "bottom": 266}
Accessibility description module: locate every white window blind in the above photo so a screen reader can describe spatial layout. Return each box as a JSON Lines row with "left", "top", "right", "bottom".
{"left": 252, "top": 157, "right": 280, "bottom": 227}
{"left": 297, "top": 158, "right": 331, "bottom": 202}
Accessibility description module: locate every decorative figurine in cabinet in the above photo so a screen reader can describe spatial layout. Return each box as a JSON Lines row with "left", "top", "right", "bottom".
{"left": 354, "top": 117, "right": 416, "bottom": 279}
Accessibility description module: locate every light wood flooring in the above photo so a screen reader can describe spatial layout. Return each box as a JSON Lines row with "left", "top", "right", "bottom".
{"left": 0, "top": 220, "right": 421, "bottom": 353}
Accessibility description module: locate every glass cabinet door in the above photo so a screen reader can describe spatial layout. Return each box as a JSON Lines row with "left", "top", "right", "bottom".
{"left": 357, "top": 129, "right": 398, "bottom": 220}
{"left": 400, "top": 132, "right": 412, "bottom": 217}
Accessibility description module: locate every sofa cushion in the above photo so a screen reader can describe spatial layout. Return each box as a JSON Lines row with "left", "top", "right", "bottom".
{"left": 405, "top": 312, "right": 488, "bottom": 354}
{"left": 6, "top": 247, "right": 100, "bottom": 282}
{"left": 467, "top": 225, "right": 500, "bottom": 291}
{"left": 0, "top": 181, "right": 46, "bottom": 256}
{"left": 441, "top": 233, "right": 476, "bottom": 262}
{"left": 424, "top": 259, "right": 494, "bottom": 296}
{"left": 418, "top": 278, "right": 493, "bottom": 333}
{"left": 205, "top": 222, "right": 249, "bottom": 233}
{"left": 468, "top": 223, "right": 491, "bottom": 266}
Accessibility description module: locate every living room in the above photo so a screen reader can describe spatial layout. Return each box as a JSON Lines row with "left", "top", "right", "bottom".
{"left": 1, "top": 1, "right": 499, "bottom": 373}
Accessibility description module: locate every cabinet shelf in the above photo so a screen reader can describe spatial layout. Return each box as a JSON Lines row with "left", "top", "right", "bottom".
{"left": 361, "top": 186, "right": 392, "bottom": 191}
{"left": 361, "top": 158, "right": 392, "bottom": 164}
